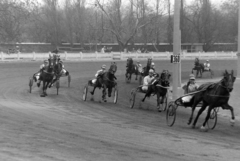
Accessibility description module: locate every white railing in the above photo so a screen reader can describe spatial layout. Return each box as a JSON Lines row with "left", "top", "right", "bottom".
{"left": 0, "top": 51, "right": 237, "bottom": 61}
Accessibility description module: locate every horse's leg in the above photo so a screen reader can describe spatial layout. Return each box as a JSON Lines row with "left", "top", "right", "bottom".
{"left": 90, "top": 85, "right": 97, "bottom": 95}
{"left": 221, "top": 103, "right": 235, "bottom": 126}
{"left": 41, "top": 81, "right": 46, "bottom": 97}
{"left": 192, "top": 102, "right": 208, "bottom": 128}
{"left": 142, "top": 87, "right": 152, "bottom": 102}
{"left": 108, "top": 87, "right": 112, "bottom": 97}
{"left": 201, "top": 105, "right": 214, "bottom": 131}
{"left": 45, "top": 82, "right": 50, "bottom": 96}
{"left": 102, "top": 85, "right": 107, "bottom": 102}
{"left": 200, "top": 68, "right": 203, "bottom": 77}
{"left": 49, "top": 76, "right": 57, "bottom": 88}
{"left": 156, "top": 92, "right": 161, "bottom": 110}
{"left": 188, "top": 96, "right": 202, "bottom": 125}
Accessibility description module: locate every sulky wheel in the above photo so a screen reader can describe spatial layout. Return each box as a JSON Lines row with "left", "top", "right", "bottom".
{"left": 207, "top": 108, "right": 218, "bottom": 130}
{"left": 166, "top": 102, "right": 177, "bottom": 127}
{"left": 56, "top": 80, "right": 60, "bottom": 95}
{"left": 163, "top": 93, "right": 168, "bottom": 111}
{"left": 83, "top": 85, "right": 88, "bottom": 101}
{"left": 129, "top": 89, "right": 137, "bottom": 108}
{"left": 113, "top": 86, "right": 118, "bottom": 104}
{"left": 29, "top": 77, "right": 33, "bottom": 93}
{"left": 68, "top": 74, "right": 71, "bottom": 87}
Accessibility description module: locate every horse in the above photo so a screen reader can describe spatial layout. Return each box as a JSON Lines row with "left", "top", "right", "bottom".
{"left": 90, "top": 62, "right": 117, "bottom": 102}
{"left": 40, "top": 58, "right": 55, "bottom": 97}
{"left": 48, "top": 55, "right": 63, "bottom": 88}
{"left": 192, "top": 58, "right": 204, "bottom": 78}
{"left": 142, "top": 70, "right": 171, "bottom": 112}
{"left": 141, "top": 58, "right": 152, "bottom": 77}
{"left": 125, "top": 58, "right": 139, "bottom": 82}
{"left": 188, "top": 70, "right": 236, "bottom": 131}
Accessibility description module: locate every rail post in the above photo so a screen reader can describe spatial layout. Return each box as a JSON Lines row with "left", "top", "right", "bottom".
{"left": 80, "top": 51, "right": 82, "bottom": 60}
{"left": 1, "top": 52, "right": 3, "bottom": 61}
{"left": 17, "top": 51, "right": 20, "bottom": 60}
{"left": 33, "top": 52, "right": 36, "bottom": 60}
{"left": 65, "top": 51, "right": 67, "bottom": 60}
{"left": 95, "top": 51, "right": 98, "bottom": 59}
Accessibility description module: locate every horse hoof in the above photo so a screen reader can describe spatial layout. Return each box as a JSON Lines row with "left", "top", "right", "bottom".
{"left": 40, "top": 94, "right": 45, "bottom": 97}
{"left": 191, "top": 124, "right": 196, "bottom": 129}
{"left": 230, "top": 119, "right": 235, "bottom": 126}
{"left": 90, "top": 97, "right": 94, "bottom": 101}
{"left": 200, "top": 126, "right": 208, "bottom": 132}
{"left": 90, "top": 92, "right": 94, "bottom": 95}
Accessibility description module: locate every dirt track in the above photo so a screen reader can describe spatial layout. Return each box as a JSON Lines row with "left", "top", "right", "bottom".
{"left": 0, "top": 60, "right": 240, "bottom": 161}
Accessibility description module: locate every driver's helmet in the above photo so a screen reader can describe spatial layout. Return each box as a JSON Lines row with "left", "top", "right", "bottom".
{"left": 149, "top": 69, "right": 154, "bottom": 74}
{"left": 206, "top": 60, "right": 209, "bottom": 62}
{"left": 44, "top": 60, "right": 48, "bottom": 63}
{"left": 151, "top": 62, "right": 155, "bottom": 66}
{"left": 101, "top": 64, "right": 106, "bottom": 69}
{"left": 49, "top": 53, "right": 53, "bottom": 59}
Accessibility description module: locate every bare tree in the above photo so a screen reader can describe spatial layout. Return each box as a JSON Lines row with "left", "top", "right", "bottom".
{"left": 0, "top": 0, "right": 30, "bottom": 42}
{"left": 184, "top": 0, "right": 222, "bottom": 51}
{"left": 95, "top": 0, "right": 152, "bottom": 51}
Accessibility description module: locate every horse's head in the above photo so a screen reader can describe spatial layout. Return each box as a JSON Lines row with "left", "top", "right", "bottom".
{"left": 147, "top": 58, "right": 152, "bottom": 67}
{"left": 109, "top": 62, "right": 117, "bottom": 75}
{"left": 126, "top": 58, "right": 133, "bottom": 68}
{"left": 195, "top": 57, "right": 199, "bottom": 62}
{"left": 47, "top": 58, "right": 54, "bottom": 73}
{"left": 160, "top": 70, "right": 171, "bottom": 87}
{"left": 221, "top": 70, "right": 236, "bottom": 92}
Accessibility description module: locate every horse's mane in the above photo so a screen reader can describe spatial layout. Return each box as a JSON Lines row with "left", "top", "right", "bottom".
{"left": 198, "top": 70, "right": 234, "bottom": 92}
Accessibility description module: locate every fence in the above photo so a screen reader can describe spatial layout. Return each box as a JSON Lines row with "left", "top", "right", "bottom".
{"left": 0, "top": 51, "right": 237, "bottom": 61}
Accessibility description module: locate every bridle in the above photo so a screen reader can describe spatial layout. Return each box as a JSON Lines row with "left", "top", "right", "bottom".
{"left": 206, "top": 75, "right": 234, "bottom": 97}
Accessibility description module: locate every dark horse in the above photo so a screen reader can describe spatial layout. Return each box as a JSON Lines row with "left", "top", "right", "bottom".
{"left": 141, "top": 58, "right": 152, "bottom": 77}
{"left": 90, "top": 62, "right": 117, "bottom": 102}
{"left": 192, "top": 58, "right": 204, "bottom": 78}
{"left": 188, "top": 70, "right": 235, "bottom": 131}
{"left": 48, "top": 55, "right": 62, "bottom": 88}
{"left": 142, "top": 70, "right": 171, "bottom": 112}
{"left": 40, "top": 58, "right": 55, "bottom": 97}
{"left": 125, "top": 58, "right": 139, "bottom": 82}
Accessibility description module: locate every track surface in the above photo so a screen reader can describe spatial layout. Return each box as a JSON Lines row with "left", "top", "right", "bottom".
{"left": 0, "top": 60, "right": 240, "bottom": 161}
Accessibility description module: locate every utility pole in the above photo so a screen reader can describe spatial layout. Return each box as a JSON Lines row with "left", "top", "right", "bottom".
{"left": 172, "top": 0, "right": 181, "bottom": 100}
{"left": 237, "top": 0, "right": 240, "bottom": 78}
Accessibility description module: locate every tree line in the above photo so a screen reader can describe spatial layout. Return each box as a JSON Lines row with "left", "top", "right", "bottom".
{"left": 0, "top": 0, "right": 238, "bottom": 51}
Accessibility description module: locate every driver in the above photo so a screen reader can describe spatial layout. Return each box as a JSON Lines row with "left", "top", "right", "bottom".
{"left": 91, "top": 64, "right": 106, "bottom": 85}
{"left": 36, "top": 60, "right": 49, "bottom": 87}
{"left": 150, "top": 62, "right": 155, "bottom": 71}
{"left": 182, "top": 74, "right": 199, "bottom": 103}
{"left": 142, "top": 69, "right": 155, "bottom": 92}
{"left": 136, "top": 60, "right": 142, "bottom": 73}
{"left": 204, "top": 60, "right": 210, "bottom": 71}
